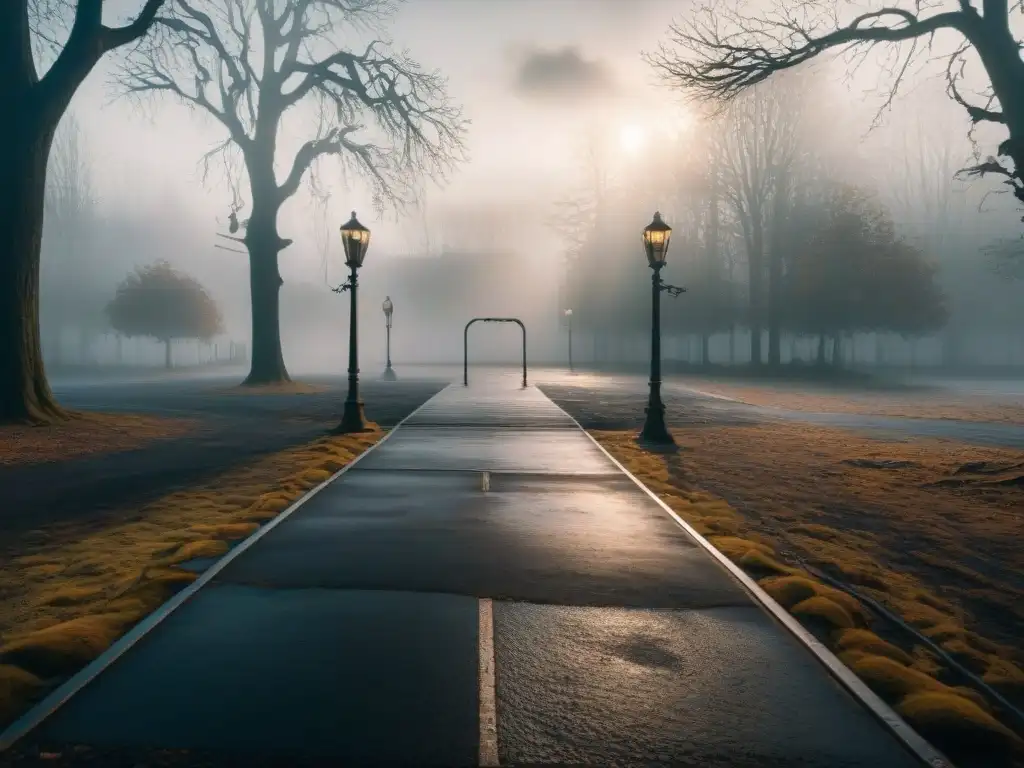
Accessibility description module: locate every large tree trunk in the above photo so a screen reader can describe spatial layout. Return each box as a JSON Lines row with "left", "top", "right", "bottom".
{"left": 243, "top": 241, "right": 290, "bottom": 385}
{"left": 241, "top": 150, "right": 291, "bottom": 386}
{"left": 700, "top": 333, "right": 710, "bottom": 366}
{"left": 0, "top": 112, "right": 66, "bottom": 423}
{"left": 0, "top": 0, "right": 127, "bottom": 423}
{"left": 164, "top": 338, "right": 173, "bottom": 369}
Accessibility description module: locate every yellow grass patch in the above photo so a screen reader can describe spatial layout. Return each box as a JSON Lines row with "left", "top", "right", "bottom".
{"left": 0, "top": 666, "right": 42, "bottom": 723}
{"left": 0, "top": 412, "right": 194, "bottom": 466}
{"left": 0, "top": 427, "right": 383, "bottom": 725}
{"left": 791, "top": 596, "right": 855, "bottom": 629}
{"left": 593, "top": 427, "right": 1024, "bottom": 758}
{"left": 985, "top": 658, "right": 1024, "bottom": 691}
{"left": 835, "top": 629, "right": 914, "bottom": 666}
{"left": 759, "top": 575, "right": 818, "bottom": 608}
{"left": 897, "top": 691, "right": 1022, "bottom": 749}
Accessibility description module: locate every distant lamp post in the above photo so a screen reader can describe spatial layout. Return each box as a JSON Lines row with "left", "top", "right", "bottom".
{"left": 639, "top": 211, "right": 685, "bottom": 447}
{"left": 382, "top": 296, "right": 397, "bottom": 381}
{"left": 564, "top": 308, "right": 574, "bottom": 373}
{"left": 333, "top": 211, "right": 373, "bottom": 433}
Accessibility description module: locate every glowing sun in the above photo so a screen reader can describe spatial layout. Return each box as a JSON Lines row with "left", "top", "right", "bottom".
{"left": 619, "top": 123, "right": 647, "bottom": 154}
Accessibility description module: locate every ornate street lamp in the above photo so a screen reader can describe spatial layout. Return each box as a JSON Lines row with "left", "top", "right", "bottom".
{"left": 333, "top": 211, "right": 372, "bottom": 433}
{"left": 564, "top": 308, "right": 574, "bottom": 373}
{"left": 382, "top": 296, "right": 397, "bottom": 380}
{"left": 639, "top": 211, "right": 685, "bottom": 446}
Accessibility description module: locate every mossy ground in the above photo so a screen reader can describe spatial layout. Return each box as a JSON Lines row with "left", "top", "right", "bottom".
{"left": 0, "top": 428, "right": 382, "bottom": 725}
{"left": 595, "top": 428, "right": 1024, "bottom": 766}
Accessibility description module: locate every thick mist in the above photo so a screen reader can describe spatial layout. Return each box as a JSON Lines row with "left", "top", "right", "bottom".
{"left": 40, "top": 0, "right": 1024, "bottom": 378}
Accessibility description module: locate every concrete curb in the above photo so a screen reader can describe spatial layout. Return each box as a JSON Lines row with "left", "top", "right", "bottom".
{"left": 0, "top": 387, "right": 449, "bottom": 753}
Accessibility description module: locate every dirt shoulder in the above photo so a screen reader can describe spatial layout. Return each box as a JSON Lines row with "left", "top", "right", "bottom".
{"left": 680, "top": 377, "right": 1024, "bottom": 424}
{"left": 0, "top": 413, "right": 195, "bottom": 467}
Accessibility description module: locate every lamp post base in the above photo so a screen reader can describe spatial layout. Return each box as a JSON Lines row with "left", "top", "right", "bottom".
{"left": 638, "top": 403, "right": 676, "bottom": 448}
{"left": 381, "top": 366, "right": 397, "bottom": 381}
{"left": 334, "top": 399, "right": 371, "bottom": 434}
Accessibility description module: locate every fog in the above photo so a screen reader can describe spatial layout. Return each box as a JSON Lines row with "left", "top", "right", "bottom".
{"left": 39, "top": 0, "right": 1024, "bottom": 377}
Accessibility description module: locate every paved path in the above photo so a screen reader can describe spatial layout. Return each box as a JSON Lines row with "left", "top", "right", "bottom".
{"left": 3, "top": 380, "right": 935, "bottom": 767}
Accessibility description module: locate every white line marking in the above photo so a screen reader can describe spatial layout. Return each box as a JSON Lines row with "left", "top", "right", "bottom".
{"left": 481, "top": 471, "right": 490, "bottom": 492}
{"left": 478, "top": 598, "right": 499, "bottom": 767}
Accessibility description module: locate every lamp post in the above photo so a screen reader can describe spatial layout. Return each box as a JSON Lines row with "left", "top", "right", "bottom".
{"left": 564, "top": 308, "right": 574, "bottom": 372}
{"left": 333, "top": 211, "right": 372, "bottom": 434}
{"left": 382, "top": 296, "right": 397, "bottom": 380}
{"left": 639, "top": 211, "right": 685, "bottom": 447}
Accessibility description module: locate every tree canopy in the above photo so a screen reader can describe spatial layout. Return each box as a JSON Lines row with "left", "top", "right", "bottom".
{"left": 786, "top": 184, "right": 948, "bottom": 339}
{"left": 107, "top": 261, "right": 223, "bottom": 345}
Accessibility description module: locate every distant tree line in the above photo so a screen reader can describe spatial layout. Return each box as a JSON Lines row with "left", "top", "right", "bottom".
{"left": 557, "top": 76, "right": 949, "bottom": 369}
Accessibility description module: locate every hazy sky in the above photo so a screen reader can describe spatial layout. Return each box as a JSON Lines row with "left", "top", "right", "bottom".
{"left": 67, "top": 0, "right": 684, "bottom": 285}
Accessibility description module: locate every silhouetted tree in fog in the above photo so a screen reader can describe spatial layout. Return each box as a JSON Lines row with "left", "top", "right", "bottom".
{"left": 787, "top": 184, "right": 947, "bottom": 365}
{"left": 41, "top": 111, "right": 110, "bottom": 366}
{"left": 1, "top": 0, "right": 165, "bottom": 423}
{"left": 107, "top": 261, "right": 224, "bottom": 369}
{"left": 116, "top": 0, "right": 467, "bottom": 386}
{"left": 712, "top": 78, "right": 804, "bottom": 365}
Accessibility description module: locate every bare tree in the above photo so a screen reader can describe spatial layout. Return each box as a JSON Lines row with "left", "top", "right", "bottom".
{"left": 548, "top": 130, "right": 613, "bottom": 360}
{"left": 712, "top": 78, "right": 804, "bottom": 365}
{"left": 884, "top": 101, "right": 977, "bottom": 365}
{"left": 645, "top": 0, "right": 1024, "bottom": 216}
{"left": 117, "top": 0, "right": 467, "bottom": 385}
{"left": 41, "top": 111, "right": 104, "bottom": 367}
{"left": 1, "top": 0, "right": 165, "bottom": 423}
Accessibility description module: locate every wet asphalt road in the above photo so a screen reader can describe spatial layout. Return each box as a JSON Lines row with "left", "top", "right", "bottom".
{"left": 3, "top": 378, "right": 931, "bottom": 767}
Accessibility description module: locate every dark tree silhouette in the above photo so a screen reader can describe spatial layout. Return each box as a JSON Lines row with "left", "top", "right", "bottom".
{"left": 646, "top": 1, "right": 1024, "bottom": 212}
{"left": 0, "top": 0, "right": 165, "bottom": 423}
{"left": 116, "top": 0, "right": 467, "bottom": 386}
{"left": 787, "top": 184, "right": 947, "bottom": 361}
{"left": 106, "top": 261, "right": 224, "bottom": 369}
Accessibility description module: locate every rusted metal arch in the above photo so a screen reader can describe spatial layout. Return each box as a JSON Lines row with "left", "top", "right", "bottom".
{"left": 463, "top": 318, "right": 527, "bottom": 388}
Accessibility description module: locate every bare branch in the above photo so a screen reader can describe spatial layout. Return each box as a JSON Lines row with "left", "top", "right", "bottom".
{"left": 115, "top": 0, "right": 466, "bottom": 213}
{"left": 101, "top": 0, "right": 165, "bottom": 50}
{"left": 35, "top": 0, "right": 166, "bottom": 119}
{"left": 647, "top": 0, "right": 1024, "bottom": 213}
{"left": 945, "top": 43, "right": 1004, "bottom": 124}
{"left": 116, "top": 2, "right": 254, "bottom": 148}
{"left": 645, "top": 3, "right": 971, "bottom": 103}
